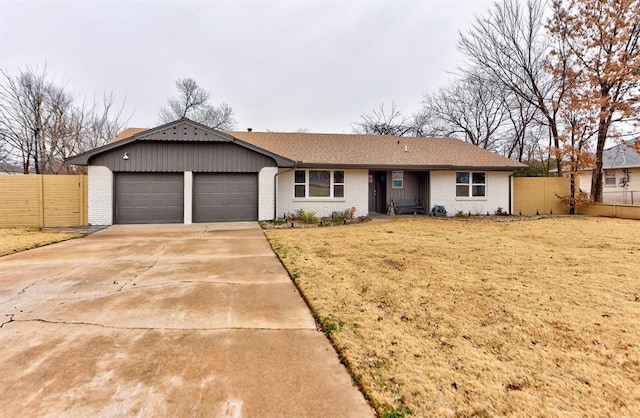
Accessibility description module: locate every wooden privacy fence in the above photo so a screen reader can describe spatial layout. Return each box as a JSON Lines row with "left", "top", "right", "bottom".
{"left": 513, "top": 177, "right": 640, "bottom": 220}
{"left": 513, "top": 177, "right": 571, "bottom": 216}
{"left": 577, "top": 203, "right": 640, "bottom": 220}
{"left": 0, "top": 175, "right": 88, "bottom": 228}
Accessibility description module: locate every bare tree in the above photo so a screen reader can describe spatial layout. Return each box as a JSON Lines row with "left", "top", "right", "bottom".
{"left": 503, "top": 92, "right": 541, "bottom": 161}
{"left": 421, "top": 75, "right": 509, "bottom": 151}
{"left": 458, "top": 0, "right": 568, "bottom": 174}
{"left": 82, "top": 92, "right": 130, "bottom": 151}
{"left": 159, "top": 78, "right": 236, "bottom": 130}
{"left": 0, "top": 66, "right": 129, "bottom": 174}
{"left": 354, "top": 102, "right": 421, "bottom": 136}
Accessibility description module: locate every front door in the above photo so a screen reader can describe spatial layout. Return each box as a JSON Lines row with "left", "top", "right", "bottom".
{"left": 368, "top": 171, "right": 387, "bottom": 213}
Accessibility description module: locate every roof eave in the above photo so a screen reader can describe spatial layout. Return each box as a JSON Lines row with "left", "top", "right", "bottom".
{"left": 294, "top": 162, "right": 527, "bottom": 171}
{"left": 65, "top": 136, "right": 138, "bottom": 165}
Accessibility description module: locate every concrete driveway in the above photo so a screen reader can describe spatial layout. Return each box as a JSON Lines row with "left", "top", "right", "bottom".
{"left": 0, "top": 223, "right": 373, "bottom": 417}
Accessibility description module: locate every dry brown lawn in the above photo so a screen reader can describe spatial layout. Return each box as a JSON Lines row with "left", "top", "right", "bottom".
{"left": 265, "top": 216, "right": 640, "bottom": 417}
{"left": 0, "top": 228, "right": 79, "bottom": 257}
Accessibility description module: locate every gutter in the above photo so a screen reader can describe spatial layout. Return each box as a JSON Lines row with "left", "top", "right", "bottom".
{"left": 508, "top": 172, "right": 515, "bottom": 215}
{"left": 273, "top": 165, "right": 298, "bottom": 220}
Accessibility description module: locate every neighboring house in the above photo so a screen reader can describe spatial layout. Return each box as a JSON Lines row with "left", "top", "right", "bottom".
{"left": 578, "top": 140, "right": 640, "bottom": 205}
{"left": 66, "top": 118, "right": 526, "bottom": 225}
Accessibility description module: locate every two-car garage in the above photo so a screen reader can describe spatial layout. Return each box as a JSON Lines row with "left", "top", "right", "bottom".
{"left": 114, "top": 172, "right": 258, "bottom": 224}
{"left": 67, "top": 119, "right": 289, "bottom": 226}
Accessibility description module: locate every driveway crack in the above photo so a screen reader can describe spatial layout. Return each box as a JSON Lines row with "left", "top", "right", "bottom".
{"left": 116, "top": 251, "right": 163, "bottom": 292}
{"left": 18, "top": 279, "right": 44, "bottom": 295}
{"left": 5, "top": 317, "right": 316, "bottom": 332}
{"left": 0, "top": 279, "right": 46, "bottom": 305}
{"left": 0, "top": 314, "right": 15, "bottom": 328}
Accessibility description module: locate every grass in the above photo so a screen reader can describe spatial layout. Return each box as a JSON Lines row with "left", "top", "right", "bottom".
{"left": 265, "top": 216, "right": 640, "bottom": 417}
{"left": 0, "top": 228, "right": 80, "bottom": 256}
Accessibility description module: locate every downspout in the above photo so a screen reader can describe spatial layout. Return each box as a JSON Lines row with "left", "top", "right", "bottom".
{"left": 274, "top": 166, "right": 297, "bottom": 220}
{"left": 508, "top": 172, "right": 515, "bottom": 215}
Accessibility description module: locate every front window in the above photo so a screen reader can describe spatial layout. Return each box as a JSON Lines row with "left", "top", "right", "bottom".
{"left": 334, "top": 171, "right": 345, "bottom": 197}
{"left": 294, "top": 170, "right": 306, "bottom": 197}
{"left": 294, "top": 169, "right": 345, "bottom": 198}
{"left": 309, "top": 170, "right": 330, "bottom": 197}
{"left": 456, "top": 171, "right": 486, "bottom": 197}
{"left": 604, "top": 170, "right": 616, "bottom": 186}
{"left": 392, "top": 171, "right": 403, "bottom": 189}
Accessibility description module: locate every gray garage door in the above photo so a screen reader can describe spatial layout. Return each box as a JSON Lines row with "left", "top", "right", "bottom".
{"left": 114, "top": 173, "right": 184, "bottom": 224}
{"left": 194, "top": 173, "right": 258, "bottom": 222}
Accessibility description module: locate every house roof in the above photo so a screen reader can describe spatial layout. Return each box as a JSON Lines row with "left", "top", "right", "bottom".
{"left": 110, "top": 127, "right": 148, "bottom": 143}
{"left": 229, "top": 131, "right": 526, "bottom": 170}
{"left": 602, "top": 140, "right": 640, "bottom": 169}
{"left": 67, "top": 118, "right": 526, "bottom": 171}
{"left": 66, "top": 118, "right": 295, "bottom": 166}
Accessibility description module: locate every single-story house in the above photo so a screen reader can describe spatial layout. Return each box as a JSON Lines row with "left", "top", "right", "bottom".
{"left": 578, "top": 140, "right": 639, "bottom": 205}
{"left": 66, "top": 118, "right": 527, "bottom": 224}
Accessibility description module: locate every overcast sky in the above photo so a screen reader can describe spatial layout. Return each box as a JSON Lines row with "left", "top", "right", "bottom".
{"left": 0, "top": 0, "right": 495, "bottom": 133}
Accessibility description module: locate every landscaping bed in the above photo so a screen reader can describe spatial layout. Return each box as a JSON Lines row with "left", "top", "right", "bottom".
{"left": 265, "top": 216, "right": 640, "bottom": 417}
{"left": 261, "top": 209, "right": 370, "bottom": 229}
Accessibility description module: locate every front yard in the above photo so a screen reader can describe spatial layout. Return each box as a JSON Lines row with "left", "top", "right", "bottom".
{"left": 265, "top": 217, "right": 640, "bottom": 417}
{"left": 0, "top": 229, "right": 80, "bottom": 257}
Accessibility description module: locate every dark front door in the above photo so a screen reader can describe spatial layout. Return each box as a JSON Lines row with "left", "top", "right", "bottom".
{"left": 368, "top": 171, "right": 387, "bottom": 214}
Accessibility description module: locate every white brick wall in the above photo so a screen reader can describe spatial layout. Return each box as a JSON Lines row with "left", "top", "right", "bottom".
{"left": 88, "top": 165, "right": 113, "bottom": 225}
{"left": 276, "top": 168, "right": 369, "bottom": 218}
{"left": 259, "top": 167, "right": 277, "bottom": 220}
{"left": 430, "top": 171, "right": 512, "bottom": 216}
{"left": 184, "top": 171, "right": 193, "bottom": 224}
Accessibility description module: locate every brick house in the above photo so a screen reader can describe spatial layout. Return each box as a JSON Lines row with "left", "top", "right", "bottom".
{"left": 66, "top": 118, "right": 526, "bottom": 224}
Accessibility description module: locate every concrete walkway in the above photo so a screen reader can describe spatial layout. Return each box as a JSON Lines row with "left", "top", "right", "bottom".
{"left": 0, "top": 223, "right": 373, "bottom": 417}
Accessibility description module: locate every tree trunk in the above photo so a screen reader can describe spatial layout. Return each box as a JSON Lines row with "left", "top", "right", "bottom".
{"left": 569, "top": 172, "right": 576, "bottom": 215}
{"left": 591, "top": 112, "right": 610, "bottom": 203}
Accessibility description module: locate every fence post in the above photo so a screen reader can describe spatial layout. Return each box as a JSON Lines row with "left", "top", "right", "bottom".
{"left": 78, "top": 174, "right": 85, "bottom": 226}
{"left": 544, "top": 178, "right": 549, "bottom": 214}
{"left": 38, "top": 175, "right": 45, "bottom": 228}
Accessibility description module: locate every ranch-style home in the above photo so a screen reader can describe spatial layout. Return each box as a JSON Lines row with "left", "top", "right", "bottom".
{"left": 66, "top": 118, "right": 526, "bottom": 225}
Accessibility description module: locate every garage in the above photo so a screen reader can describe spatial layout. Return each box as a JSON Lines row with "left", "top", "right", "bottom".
{"left": 115, "top": 173, "right": 184, "bottom": 224}
{"left": 193, "top": 173, "right": 258, "bottom": 222}
{"left": 66, "top": 119, "right": 289, "bottom": 225}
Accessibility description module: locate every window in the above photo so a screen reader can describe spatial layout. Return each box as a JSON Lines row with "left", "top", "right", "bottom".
{"left": 334, "top": 170, "right": 345, "bottom": 197}
{"left": 604, "top": 170, "right": 616, "bottom": 186}
{"left": 294, "top": 169, "right": 345, "bottom": 198}
{"left": 294, "top": 170, "right": 306, "bottom": 197}
{"left": 309, "top": 170, "right": 330, "bottom": 197}
{"left": 392, "top": 171, "right": 403, "bottom": 189}
{"left": 456, "top": 172, "right": 486, "bottom": 197}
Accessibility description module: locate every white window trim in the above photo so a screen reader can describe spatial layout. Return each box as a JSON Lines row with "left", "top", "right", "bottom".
{"left": 455, "top": 171, "right": 488, "bottom": 201}
{"left": 604, "top": 169, "right": 616, "bottom": 187}
{"left": 293, "top": 169, "right": 346, "bottom": 200}
{"left": 392, "top": 171, "right": 404, "bottom": 189}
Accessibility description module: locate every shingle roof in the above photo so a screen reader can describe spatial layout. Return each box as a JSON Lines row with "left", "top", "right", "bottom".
{"left": 603, "top": 140, "right": 640, "bottom": 169}
{"left": 110, "top": 127, "right": 148, "bottom": 143}
{"left": 228, "top": 131, "right": 526, "bottom": 170}
{"left": 85, "top": 119, "right": 526, "bottom": 170}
